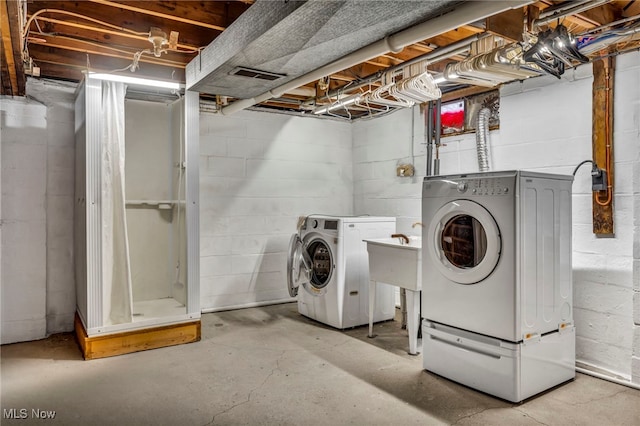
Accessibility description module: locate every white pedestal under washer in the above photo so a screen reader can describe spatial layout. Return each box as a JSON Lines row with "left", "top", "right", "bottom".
{"left": 421, "top": 170, "right": 575, "bottom": 402}
{"left": 288, "top": 216, "right": 396, "bottom": 329}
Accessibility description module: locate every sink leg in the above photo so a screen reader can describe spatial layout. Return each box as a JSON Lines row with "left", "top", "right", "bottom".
{"left": 368, "top": 281, "right": 376, "bottom": 338}
{"left": 406, "top": 289, "right": 420, "bottom": 355}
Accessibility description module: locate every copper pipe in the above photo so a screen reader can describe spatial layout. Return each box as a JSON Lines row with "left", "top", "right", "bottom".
{"left": 595, "top": 58, "right": 612, "bottom": 207}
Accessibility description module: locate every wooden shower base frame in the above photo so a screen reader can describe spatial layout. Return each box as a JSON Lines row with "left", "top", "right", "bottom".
{"left": 74, "top": 313, "right": 201, "bottom": 360}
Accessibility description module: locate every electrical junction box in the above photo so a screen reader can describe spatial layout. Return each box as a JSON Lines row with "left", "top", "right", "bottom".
{"left": 592, "top": 169, "right": 607, "bottom": 192}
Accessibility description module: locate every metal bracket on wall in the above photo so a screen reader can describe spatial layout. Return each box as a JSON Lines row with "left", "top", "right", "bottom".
{"left": 396, "top": 164, "right": 415, "bottom": 177}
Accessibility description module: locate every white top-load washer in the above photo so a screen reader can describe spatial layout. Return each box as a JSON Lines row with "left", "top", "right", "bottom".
{"left": 421, "top": 170, "right": 575, "bottom": 402}
{"left": 287, "top": 215, "right": 396, "bottom": 329}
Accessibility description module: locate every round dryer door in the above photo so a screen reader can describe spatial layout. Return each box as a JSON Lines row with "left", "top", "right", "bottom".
{"left": 427, "top": 199, "right": 501, "bottom": 284}
{"left": 301, "top": 236, "right": 334, "bottom": 296}
{"left": 287, "top": 233, "right": 311, "bottom": 297}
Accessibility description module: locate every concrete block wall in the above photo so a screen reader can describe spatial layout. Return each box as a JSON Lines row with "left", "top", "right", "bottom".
{"left": 1, "top": 79, "right": 76, "bottom": 344}
{"left": 352, "top": 51, "right": 640, "bottom": 383}
{"left": 35, "top": 80, "right": 77, "bottom": 335}
{"left": 1, "top": 95, "right": 48, "bottom": 344}
{"left": 352, "top": 107, "right": 426, "bottom": 235}
{"left": 199, "top": 110, "right": 352, "bottom": 311}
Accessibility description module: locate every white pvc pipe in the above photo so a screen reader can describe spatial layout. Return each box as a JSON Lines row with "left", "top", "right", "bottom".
{"left": 221, "top": 0, "right": 534, "bottom": 115}
{"left": 576, "top": 366, "right": 640, "bottom": 391}
{"left": 534, "top": 0, "right": 610, "bottom": 27}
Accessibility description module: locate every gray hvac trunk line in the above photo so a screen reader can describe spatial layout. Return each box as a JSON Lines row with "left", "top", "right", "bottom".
{"left": 220, "top": 0, "right": 534, "bottom": 115}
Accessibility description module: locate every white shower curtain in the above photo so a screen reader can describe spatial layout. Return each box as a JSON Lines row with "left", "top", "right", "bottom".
{"left": 101, "top": 81, "right": 133, "bottom": 325}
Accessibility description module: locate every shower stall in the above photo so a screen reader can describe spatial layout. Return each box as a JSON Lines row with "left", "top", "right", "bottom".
{"left": 74, "top": 75, "right": 200, "bottom": 357}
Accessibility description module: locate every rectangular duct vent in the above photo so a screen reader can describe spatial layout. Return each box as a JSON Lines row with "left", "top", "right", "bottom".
{"left": 230, "top": 67, "right": 286, "bottom": 81}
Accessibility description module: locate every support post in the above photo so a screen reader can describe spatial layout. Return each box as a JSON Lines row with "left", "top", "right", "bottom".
{"left": 592, "top": 56, "right": 615, "bottom": 235}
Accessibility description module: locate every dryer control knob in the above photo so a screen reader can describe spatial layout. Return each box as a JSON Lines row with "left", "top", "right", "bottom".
{"left": 457, "top": 182, "right": 468, "bottom": 193}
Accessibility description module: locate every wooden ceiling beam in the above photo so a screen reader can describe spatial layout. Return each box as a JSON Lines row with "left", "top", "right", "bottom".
{"left": 1, "top": 0, "right": 25, "bottom": 96}
{"left": 1, "top": 0, "right": 19, "bottom": 94}
{"left": 33, "top": 17, "right": 200, "bottom": 52}
{"left": 410, "top": 42, "right": 433, "bottom": 53}
{"left": 441, "top": 85, "right": 497, "bottom": 103}
{"left": 28, "top": 37, "right": 186, "bottom": 69}
{"left": 576, "top": 3, "right": 620, "bottom": 27}
{"left": 364, "top": 59, "right": 393, "bottom": 68}
{"left": 30, "top": 32, "right": 189, "bottom": 62}
{"left": 486, "top": 7, "right": 525, "bottom": 42}
{"left": 28, "top": 45, "right": 185, "bottom": 82}
{"left": 26, "top": 2, "right": 223, "bottom": 47}
{"left": 422, "top": 26, "right": 487, "bottom": 49}
{"left": 0, "top": 34, "right": 13, "bottom": 94}
{"left": 87, "top": 0, "right": 227, "bottom": 31}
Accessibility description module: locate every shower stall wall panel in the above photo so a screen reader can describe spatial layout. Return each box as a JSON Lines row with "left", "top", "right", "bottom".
{"left": 74, "top": 79, "right": 103, "bottom": 331}
{"left": 74, "top": 78, "right": 200, "bottom": 344}
{"left": 170, "top": 100, "right": 187, "bottom": 306}
{"left": 184, "top": 90, "right": 200, "bottom": 315}
{"left": 125, "top": 100, "right": 175, "bottom": 303}
{"left": 124, "top": 99, "right": 188, "bottom": 315}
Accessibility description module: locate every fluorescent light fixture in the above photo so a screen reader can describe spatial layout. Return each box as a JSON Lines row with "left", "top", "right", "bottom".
{"left": 88, "top": 72, "right": 181, "bottom": 90}
{"left": 313, "top": 93, "right": 363, "bottom": 115}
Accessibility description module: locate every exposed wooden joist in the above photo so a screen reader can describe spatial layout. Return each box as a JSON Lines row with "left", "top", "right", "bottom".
{"left": 87, "top": 0, "right": 226, "bottom": 31}
{"left": 27, "top": 46, "right": 186, "bottom": 82}
{"left": 575, "top": 3, "right": 619, "bottom": 27}
{"left": 591, "top": 55, "right": 615, "bottom": 235}
{"left": 486, "top": 7, "right": 525, "bottom": 42}
{"left": 28, "top": 35, "right": 187, "bottom": 68}
{"left": 28, "top": 45, "right": 185, "bottom": 77}
{"left": 410, "top": 42, "right": 433, "bottom": 53}
{"left": 33, "top": 16, "right": 200, "bottom": 52}
{"left": 1, "top": 0, "right": 25, "bottom": 96}
{"left": 364, "top": 58, "right": 394, "bottom": 68}
{"left": 1, "top": 0, "right": 18, "bottom": 94}
{"left": 26, "top": 2, "right": 225, "bottom": 48}
{"left": 441, "top": 85, "right": 497, "bottom": 103}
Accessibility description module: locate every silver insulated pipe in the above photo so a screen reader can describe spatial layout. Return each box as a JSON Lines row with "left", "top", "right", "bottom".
{"left": 476, "top": 107, "right": 491, "bottom": 172}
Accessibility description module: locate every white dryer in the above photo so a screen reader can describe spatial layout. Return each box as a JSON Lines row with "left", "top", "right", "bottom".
{"left": 421, "top": 170, "right": 575, "bottom": 402}
{"left": 287, "top": 216, "right": 396, "bottom": 329}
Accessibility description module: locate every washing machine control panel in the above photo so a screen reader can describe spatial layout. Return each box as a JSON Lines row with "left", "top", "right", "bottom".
{"left": 324, "top": 220, "right": 338, "bottom": 230}
{"left": 305, "top": 218, "right": 340, "bottom": 234}
{"left": 466, "top": 177, "right": 513, "bottom": 196}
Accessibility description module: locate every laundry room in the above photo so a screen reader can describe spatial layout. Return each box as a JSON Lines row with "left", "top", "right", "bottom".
{"left": 2, "top": 1, "right": 640, "bottom": 424}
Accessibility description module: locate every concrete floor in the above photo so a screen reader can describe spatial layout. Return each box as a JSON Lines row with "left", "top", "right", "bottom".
{"left": 2, "top": 303, "right": 640, "bottom": 426}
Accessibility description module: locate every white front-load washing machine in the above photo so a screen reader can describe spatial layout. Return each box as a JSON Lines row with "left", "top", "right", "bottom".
{"left": 287, "top": 215, "right": 396, "bottom": 329}
{"left": 421, "top": 170, "right": 575, "bottom": 402}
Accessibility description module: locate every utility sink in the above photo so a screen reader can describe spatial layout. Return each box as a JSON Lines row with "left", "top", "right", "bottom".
{"left": 364, "top": 236, "right": 422, "bottom": 291}
{"left": 364, "top": 235, "right": 422, "bottom": 355}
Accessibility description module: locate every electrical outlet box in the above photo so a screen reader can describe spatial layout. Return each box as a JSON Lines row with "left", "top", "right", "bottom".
{"left": 397, "top": 164, "right": 415, "bottom": 177}
{"left": 592, "top": 169, "right": 607, "bottom": 191}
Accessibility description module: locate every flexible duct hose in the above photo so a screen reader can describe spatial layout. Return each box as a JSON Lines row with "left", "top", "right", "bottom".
{"left": 476, "top": 107, "right": 491, "bottom": 172}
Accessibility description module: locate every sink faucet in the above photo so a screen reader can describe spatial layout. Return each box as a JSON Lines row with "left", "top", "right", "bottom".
{"left": 391, "top": 233, "right": 410, "bottom": 245}
{"left": 412, "top": 222, "right": 425, "bottom": 228}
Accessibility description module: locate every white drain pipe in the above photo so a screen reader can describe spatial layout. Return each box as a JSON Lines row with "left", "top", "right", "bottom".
{"left": 575, "top": 366, "right": 640, "bottom": 391}
{"left": 220, "top": 0, "right": 534, "bottom": 115}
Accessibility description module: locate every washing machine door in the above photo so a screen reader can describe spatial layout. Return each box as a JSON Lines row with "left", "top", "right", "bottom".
{"left": 287, "top": 233, "right": 311, "bottom": 297}
{"left": 299, "top": 234, "right": 334, "bottom": 297}
{"left": 427, "top": 199, "right": 501, "bottom": 284}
